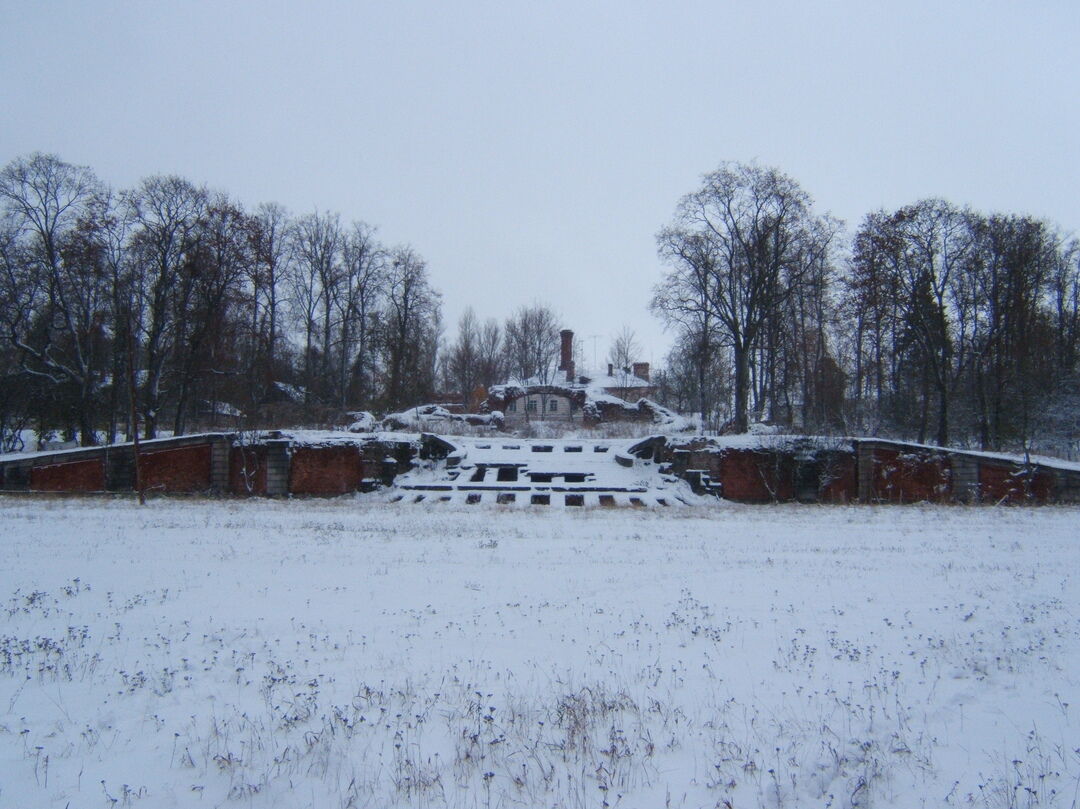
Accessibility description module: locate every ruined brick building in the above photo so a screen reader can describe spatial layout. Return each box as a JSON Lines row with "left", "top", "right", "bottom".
{"left": 490, "top": 330, "right": 658, "bottom": 425}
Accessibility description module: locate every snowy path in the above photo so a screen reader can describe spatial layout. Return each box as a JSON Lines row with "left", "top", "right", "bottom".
{"left": 1, "top": 497, "right": 1078, "bottom": 808}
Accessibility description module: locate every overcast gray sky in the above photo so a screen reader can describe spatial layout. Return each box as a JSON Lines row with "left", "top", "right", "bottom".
{"left": 2, "top": 0, "right": 1077, "bottom": 368}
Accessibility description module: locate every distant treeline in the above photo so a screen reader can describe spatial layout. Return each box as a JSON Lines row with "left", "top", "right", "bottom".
{"left": 0, "top": 153, "right": 584, "bottom": 448}
{"left": 652, "top": 163, "right": 1079, "bottom": 457}
{"left": 2, "top": 154, "right": 1078, "bottom": 457}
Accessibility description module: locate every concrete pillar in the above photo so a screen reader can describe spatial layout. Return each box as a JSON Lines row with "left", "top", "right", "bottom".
{"left": 210, "top": 438, "right": 231, "bottom": 493}
{"left": 265, "top": 439, "right": 291, "bottom": 496}
{"left": 105, "top": 445, "right": 135, "bottom": 491}
{"left": 949, "top": 453, "right": 980, "bottom": 503}
{"left": 856, "top": 441, "right": 876, "bottom": 502}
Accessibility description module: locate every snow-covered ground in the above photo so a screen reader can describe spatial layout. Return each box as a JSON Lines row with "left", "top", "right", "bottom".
{"left": 1, "top": 498, "right": 1078, "bottom": 808}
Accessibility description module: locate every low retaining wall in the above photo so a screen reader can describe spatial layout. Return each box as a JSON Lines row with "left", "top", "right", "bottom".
{"left": 657, "top": 437, "right": 1080, "bottom": 505}
{"left": 3, "top": 432, "right": 1078, "bottom": 503}
{"left": 659, "top": 439, "right": 858, "bottom": 504}
{"left": 139, "top": 444, "right": 213, "bottom": 492}
{"left": 0, "top": 433, "right": 419, "bottom": 497}
{"left": 290, "top": 445, "right": 364, "bottom": 495}
{"left": 0, "top": 434, "right": 233, "bottom": 495}
{"left": 29, "top": 458, "right": 106, "bottom": 492}
{"left": 855, "top": 440, "right": 1080, "bottom": 504}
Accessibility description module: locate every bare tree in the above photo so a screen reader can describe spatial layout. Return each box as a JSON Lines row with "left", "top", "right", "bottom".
{"left": 653, "top": 229, "right": 723, "bottom": 428}
{"left": 171, "top": 195, "right": 250, "bottom": 435}
{"left": 445, "top": 306, "right": 482, "bottom": 403}
{"left": 0, "top": 153, "right": 108, "bottom": 444}
{"left": 126, "top": 174, "right": 207, "bottom": 437}
{"left": 656, "top": 163, "right": 820, "bottom": 432}
{"left": 378, "top": 246, "right": 441, "bottom": 409}
{"left": 503, "top": 303, "right": 561, "bottom": 384}
{"left": 656, "top": 324, "right": 729, "bottom": 427}
{"left": 607, "top": 326, "right": 641, "bottom": 381}
{"left": 338, "top": 221, "right": 383, "bottom": 409}
{"left": 245, "top": 202, "right": 292, "bottom": 407}
{"left": 476, "top": 317, "right": 505, "bottom": 390}
{"left": 0, "top": 221, "right": 36, "bottom": 449}
{"left": 290, "top": 211, "right": 342, "bottom": 403}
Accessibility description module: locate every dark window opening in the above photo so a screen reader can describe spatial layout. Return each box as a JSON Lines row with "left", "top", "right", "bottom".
{"left": 466, "top": 493, "right": 482, "bottom": 504}
{"left": 531, "top": 494, "right": 550, "bottom": 505}
{"left": 497, "top": 492, "right": 516, "bottom": 504}
{"left": 496, "top": 466, "right": 519, "bottom": 482}
{"left": 565, "top": 494, "right": 584, "bottom": 507}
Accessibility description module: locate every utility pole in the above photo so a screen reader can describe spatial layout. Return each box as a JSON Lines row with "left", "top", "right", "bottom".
{"left": 588, "top": 334, "right": 600, "bottom": 372}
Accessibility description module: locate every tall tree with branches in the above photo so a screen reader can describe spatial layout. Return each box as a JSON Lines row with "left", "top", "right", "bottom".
{"left": 655, "top": 162, "right": 824, "bottom": 432}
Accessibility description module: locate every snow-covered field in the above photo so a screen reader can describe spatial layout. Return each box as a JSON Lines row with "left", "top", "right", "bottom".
{"left": 1, "top": 498, "right": 1078, "bottom": 808}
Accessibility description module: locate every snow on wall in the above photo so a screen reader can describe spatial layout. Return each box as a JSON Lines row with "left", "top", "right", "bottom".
{"left": 978, "top": 460, "right": 1055, "bottom": 504}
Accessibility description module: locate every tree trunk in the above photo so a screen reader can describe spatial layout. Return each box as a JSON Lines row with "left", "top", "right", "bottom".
{"left": 935, "top": 379, "right": 949, "bottom": 447}
{"left": 732, "top": 342, "right": 750, "bottom": 433}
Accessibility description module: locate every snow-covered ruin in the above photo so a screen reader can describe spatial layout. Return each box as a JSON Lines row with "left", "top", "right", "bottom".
{"left": 393, "top": 436, "right": 692, "bottom": 507}
{"left": 3, "top": 428, "right": 1080, "bottom": 504}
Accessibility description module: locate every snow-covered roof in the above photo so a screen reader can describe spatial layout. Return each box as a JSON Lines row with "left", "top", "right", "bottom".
{"left": 492, "top": 368, "right": 653, "bottom": 398}
{"left": 581, "top": 369, "right": 653, "bottom": 389}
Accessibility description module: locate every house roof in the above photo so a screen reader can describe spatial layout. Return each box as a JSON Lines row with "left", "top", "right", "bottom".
{"left": 583, "top": 370, "right": 653, "bottom": 390}
{"left": 494, "top": 368, "right": 653, "bottom": 396}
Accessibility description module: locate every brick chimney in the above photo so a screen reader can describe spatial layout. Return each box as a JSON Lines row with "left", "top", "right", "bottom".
{"left": 632, "top": 362, "right": 650, "bottom": 382}
{"left": 559, "top": 329, "right": 575, "bottom": 382}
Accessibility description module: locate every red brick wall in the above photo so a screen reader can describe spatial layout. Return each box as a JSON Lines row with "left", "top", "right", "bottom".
{"left": 140, "top": 444, "right": 212, "bottom": 492}
{"left": 718, "top": 449, "right": 795, "bottom": 503}
{"left": 979, "top": 462, "right": 1054, "bottom": 504}
{"left": 229, "top": 445, "right": 268, "bottom": 496}
{"left": 820, "top": 453, "right": 857, "bottom": 503}
{"left": 872, "top": 448, "right": 951, "bottom": 503}
{"left": 675, "top": 446, "right": 857, "bottom": 503}
{"left": 30, "top": 458, "right": 105, "bottom": 492}
{"left": 289, "top": 445, "right": 362, "bottom": 495}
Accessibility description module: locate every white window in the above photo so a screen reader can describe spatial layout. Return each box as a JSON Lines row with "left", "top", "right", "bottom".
{"left": 526, "top": 399, "right": 537, "bottom": 413}
{"left": 507, "top": 400, "right": 517, "bottom": 412}
{"left": 548, "top": 399, "right": 558, "bottom": 412}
